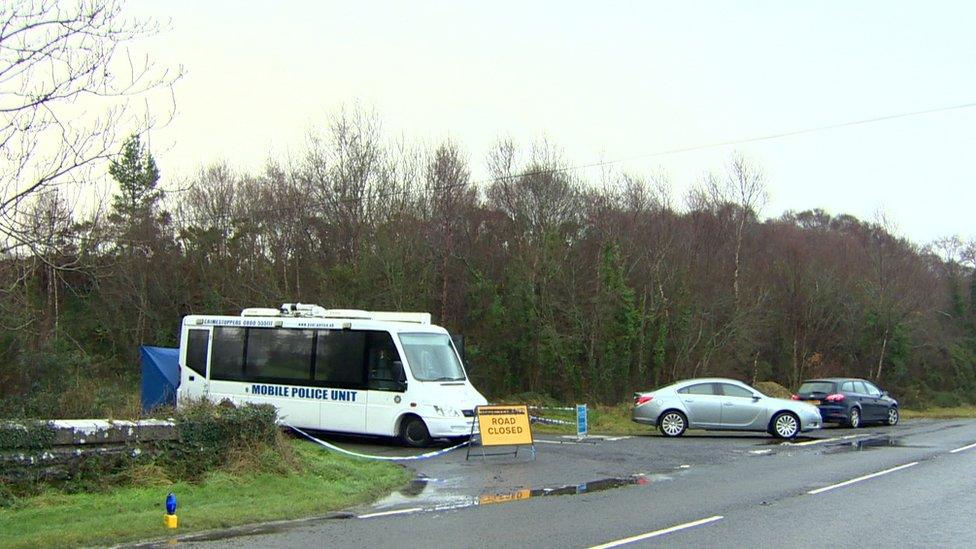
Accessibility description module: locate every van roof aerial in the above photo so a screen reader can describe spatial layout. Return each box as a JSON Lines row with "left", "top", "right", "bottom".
{"left": 238, "top": 304, "right": 431, "bottom": 325}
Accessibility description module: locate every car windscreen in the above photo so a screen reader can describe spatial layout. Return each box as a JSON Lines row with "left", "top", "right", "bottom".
{"left": 398, "top": 333, "right": 466, "bottom": 381}
{"left": 798, "top": 381, "right": 835, "bottom": 395}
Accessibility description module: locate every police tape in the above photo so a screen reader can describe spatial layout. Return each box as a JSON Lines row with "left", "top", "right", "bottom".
{"left": 287, "top": 424, "right": 470, "bottom": 461}
{"left": 527, "top": 405, "right": 577, "bottom": 412}
{"left": 529, "top": 416, "right": 575, "bottom": 426}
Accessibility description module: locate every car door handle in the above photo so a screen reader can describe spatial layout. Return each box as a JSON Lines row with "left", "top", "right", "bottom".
{"left": 684, "top": 399, "right": 695, "bottom": 403}
{"left": 723, "top": 402, "right": 734, "bottom": 407}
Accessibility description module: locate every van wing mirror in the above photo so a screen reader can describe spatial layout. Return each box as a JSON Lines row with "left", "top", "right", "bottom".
{"left": 392, "top": 360, "right": 406, "bottom": 383}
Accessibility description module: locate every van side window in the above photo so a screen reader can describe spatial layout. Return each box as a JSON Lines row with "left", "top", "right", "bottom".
{"left": 314, "top": 330, "right": 366, "bottom": 386}
{"left": 245, "top": 328, "right": 314, "bottom": 382}
{"left": 186, "top": 329, "right": 210, "bottom": 375}
{"left": 211, "top": 327, "right": 245, "bottom": 380}
{"left": 367, "top": 331, "right": 403, "bottom": 391}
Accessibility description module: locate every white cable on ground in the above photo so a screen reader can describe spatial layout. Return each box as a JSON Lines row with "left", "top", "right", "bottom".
{"left": 288, "top": 424, "right": 471, "bottom": 461}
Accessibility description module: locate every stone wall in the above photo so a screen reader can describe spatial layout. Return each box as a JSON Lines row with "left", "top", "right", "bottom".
{"left": 0, "top": 419, "right": 177, "bottom": 482}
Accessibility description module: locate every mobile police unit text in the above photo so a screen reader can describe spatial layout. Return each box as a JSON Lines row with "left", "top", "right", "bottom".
{"left": 177, "top": 303, "right": 488, "bottom": 447}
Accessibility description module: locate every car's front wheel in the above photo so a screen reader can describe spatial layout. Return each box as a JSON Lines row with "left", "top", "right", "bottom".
{"left": 658, "top": 410, "right": 687, "bottom": 437}
{"left": 848, "top": 407, "right": 861, "bottom": 428}
{"left": 886, "top": 407, "right": 899, "bottom": 426}
{"left": 771, "top": 412, "right": 800, "bottom": 439}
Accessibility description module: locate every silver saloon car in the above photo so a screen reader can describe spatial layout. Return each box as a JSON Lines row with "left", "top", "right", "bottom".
{"left": 632, "top": 378, "right": 822, "bottom": 438}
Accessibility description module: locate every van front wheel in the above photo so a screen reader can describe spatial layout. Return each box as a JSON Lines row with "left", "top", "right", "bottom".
{"left": 399, "top": 416, "right": 432, "bottom": 447}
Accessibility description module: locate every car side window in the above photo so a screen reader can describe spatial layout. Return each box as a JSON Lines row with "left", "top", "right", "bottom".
{"left": 841, "top": 381, "right": 854, "bottom": 392}
{"left": 863, "top": 382, "right": 882, "bottom": 397}
{"left": 852, "top": 381, "right": 868, "bottom": 394}
{"left": 720, "top": 384, "right": 754, "bottom": 398}
{"left": 678, "top": 383, "right": 715, "bottom": 395}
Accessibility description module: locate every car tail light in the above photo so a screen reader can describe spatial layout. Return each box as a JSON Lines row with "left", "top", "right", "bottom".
{"left": 635, "top": 395, "right": 653, "bottom": 407}
{"left": 825, "top": 393, "right": 845, "bottom": 403}
{"left": 790, "top": 394, "right": 800, "bottom": 400}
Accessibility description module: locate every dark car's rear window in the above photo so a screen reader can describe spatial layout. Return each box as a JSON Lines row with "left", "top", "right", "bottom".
{"left": 799, "top": 381, "right": 835, "bottom": 395}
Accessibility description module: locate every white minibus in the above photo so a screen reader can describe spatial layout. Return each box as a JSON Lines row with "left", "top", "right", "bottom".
{"left": 177, "top": 303, "right": 487, "bottom": 446}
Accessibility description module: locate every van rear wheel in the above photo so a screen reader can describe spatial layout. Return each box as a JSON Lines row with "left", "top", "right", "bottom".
{"left": 399, "top": 416, "right": 432, "bottom": 447}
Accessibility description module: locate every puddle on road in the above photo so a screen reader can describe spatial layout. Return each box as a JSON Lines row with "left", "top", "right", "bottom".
{"left": 821, "top": 436, "right": 929, "bottom": 453}
{"left": 371, "top": 473, "right": 661, "bottom": 512}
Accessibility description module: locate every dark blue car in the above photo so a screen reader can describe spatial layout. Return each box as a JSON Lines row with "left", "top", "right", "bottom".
{"left": 792, "top": 378, "right": 899, "bottom": 428}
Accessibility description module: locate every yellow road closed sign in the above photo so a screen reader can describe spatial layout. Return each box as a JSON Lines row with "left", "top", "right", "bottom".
{"left": 477, "top": 405, "right": 533, "bottom": 446}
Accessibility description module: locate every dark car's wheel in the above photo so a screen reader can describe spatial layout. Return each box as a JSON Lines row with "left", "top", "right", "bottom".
{"left": 886, "top": 407, "right": 899, "bottom": 426}
{"left": 399, "top": 416, "right": 432, "bottom": 447}
{"left": 771, "top": 412, "right": 800, "bottom": 439}
{"left": 658, "top": 410, "right": 687, "bottom": 437}
{"left": 848, "top": 407, "right": 861, "bottom": 428}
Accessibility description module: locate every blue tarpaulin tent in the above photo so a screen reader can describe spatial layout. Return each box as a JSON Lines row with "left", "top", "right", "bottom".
{"left": 140, "top": 346, "right": 180, "bottom": 412}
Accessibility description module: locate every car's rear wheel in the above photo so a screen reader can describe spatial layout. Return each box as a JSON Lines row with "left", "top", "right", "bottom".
{"left": 399, "top": 416, "right": 432, "bottom": 447}
{"left": 658, "top": 410, "right": 687, "bottom": 437}
{"left": 886, "top": 407, "right": 899, "bottom": 426}
{"left": 771, "top": 412, "right": 800, "bottom": 439}
{"left": 848, "top": 407, "right": 861, "bottom": 428}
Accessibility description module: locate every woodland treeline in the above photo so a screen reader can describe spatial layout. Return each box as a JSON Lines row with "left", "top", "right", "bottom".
{"left": 2, "top": 111, "right": 975, "bottom": 415}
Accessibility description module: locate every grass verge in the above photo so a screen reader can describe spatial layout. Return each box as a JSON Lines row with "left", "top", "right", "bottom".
{"left": 901, "top": 406, "right": 976, "bottom": 419}
{"left": 530, "top": 404, "right": 647, "bottom": 436}
{"left": 0, "top": 438, "right": 409, "bottom": 548}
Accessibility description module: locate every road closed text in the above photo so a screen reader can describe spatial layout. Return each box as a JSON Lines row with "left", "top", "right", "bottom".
{"left": 477, "top": 405, "right": 533, "bottom": 446}
{"left": 486, "top": 416, "right": 525, "bottom": 436}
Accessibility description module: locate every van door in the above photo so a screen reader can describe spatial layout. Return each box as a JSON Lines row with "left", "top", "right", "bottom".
{"left": 181, "top": 327, "right": 211, "bottom": 402}
{"left": 364, "top": 331, "right": 407, "bottom": 437}
{"left": 313, "top": 330, "right": 367, "bottom": 433}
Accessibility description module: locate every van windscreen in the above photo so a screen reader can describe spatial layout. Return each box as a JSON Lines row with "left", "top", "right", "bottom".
{"left": 399, "top": 333, "right": 465, "bottom": 382}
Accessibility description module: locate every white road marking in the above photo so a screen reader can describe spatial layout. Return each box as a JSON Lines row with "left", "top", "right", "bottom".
{"left": 588, "top": 515, "right": 724, "bottom": 549}
{"left": 807, "top": 462, "right": 919, "bottom": 495}
{"left": 788, "top": 437, "right": 840, "bottom": 446}
{"left": 749, "top": 449, "right": 772, "bottom": 455}
{"left": 358, "top": 507, "right": 422, "bottom": 519}
{"left": 557, "top": 435, "right": 631, "bottom": 441}
{"left": 950, "top": 442, "right": 976, "bottom": 454}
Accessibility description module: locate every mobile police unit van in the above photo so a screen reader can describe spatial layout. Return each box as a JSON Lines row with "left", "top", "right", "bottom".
{"left": 177, "top": 303, "right": 487, "bottom": 447}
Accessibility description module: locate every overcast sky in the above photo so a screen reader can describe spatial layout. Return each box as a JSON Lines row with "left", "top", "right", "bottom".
{"left": 126, "top": 1, "right": 976, "bottom": 245}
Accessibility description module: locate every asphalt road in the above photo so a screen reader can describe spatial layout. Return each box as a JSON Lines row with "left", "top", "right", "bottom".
{"left": 161, "top": 419, "right": 976, "bottom": 548}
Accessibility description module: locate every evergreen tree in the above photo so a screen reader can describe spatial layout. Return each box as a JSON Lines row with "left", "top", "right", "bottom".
{"left": 593, "top": 242, "right": 640, "bottom": 402}
{"left": 108, "top": 134, "right": 168, "bottom": 250}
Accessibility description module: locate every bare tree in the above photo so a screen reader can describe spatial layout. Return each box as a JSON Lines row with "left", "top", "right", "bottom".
{"left": 0, "top": 0, "right": 181, "bottom": 259}
{"left": 696, "top": 153, "right": 768, "bottom": 306}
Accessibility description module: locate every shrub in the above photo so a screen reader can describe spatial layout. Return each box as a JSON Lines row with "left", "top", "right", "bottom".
{"left": 0, "top": 342, "right": 137, "bottom": 420}
{"left": 170, "top": 400, "right": 289, "bottom": 479}
{"left": 755, "top": 381, "right": 792, "bottom": 399}
{"left": 928, "top": 391, "right": 962, "bottom": 408}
